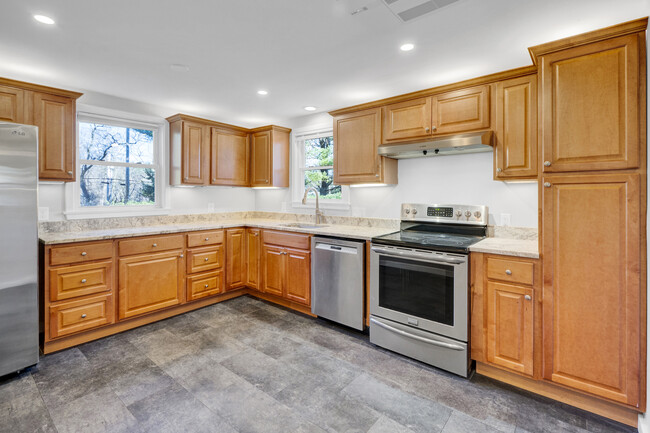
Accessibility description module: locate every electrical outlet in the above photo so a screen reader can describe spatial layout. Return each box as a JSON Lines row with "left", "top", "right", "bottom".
{"left": 500, "top": 213, "right": 511, "bottom": 226}
{"left": 207, "top": 202, "right": 215, "bottom": 212}
{"left": 38, "top": 207, "right": 49, "bottom": 221}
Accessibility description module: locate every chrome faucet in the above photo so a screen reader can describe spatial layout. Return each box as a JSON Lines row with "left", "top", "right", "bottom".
{"left": 302, "top": 187, "right": 324, "bottom": 225}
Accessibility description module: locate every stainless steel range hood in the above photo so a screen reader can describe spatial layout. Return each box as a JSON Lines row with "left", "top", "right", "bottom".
{"left": 377, "top": 130, "right": 494, "bottom": 159}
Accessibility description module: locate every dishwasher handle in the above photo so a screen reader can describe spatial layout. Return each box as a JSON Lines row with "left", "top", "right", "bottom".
{"left": 315, "top": 243, "right": 359, "bottom": 255}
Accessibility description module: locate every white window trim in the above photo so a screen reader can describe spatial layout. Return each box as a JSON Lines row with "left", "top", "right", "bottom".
{"left": 64, "top": 104, "right": 170, "bottom": 219}
{"left": 291, "top": 125, "right": 350, "bottom": 210}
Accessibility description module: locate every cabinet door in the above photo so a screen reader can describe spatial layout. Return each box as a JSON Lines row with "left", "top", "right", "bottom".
{"left": 486, "top": 281, "right": 533, "bottom": 376}
{"left": 0, "top": 85, "right": 25, "bottom": 123}
{"left": 431, "top": 85, "right": 490, "bottom": 135}
{"left": 262, "top": 244, "right": 284, "bottom": 297}
{"left": 540, "top": 34, "right": 640, "bottom": 172}
{"left": 334, "top": 108, "right": 384, "bottom": 184}
{"left": 246, "top": 228, "right": 261, "bottom": 289}
{"left": 285, "top": 248, "right": 310, "bottom": 306}
{"left": 33, "top": 92, "right": 75, "bottom": 181}
{"left": 494, "top": 75, "right": 537, "bottom": 180}
{"left": 381, "top": 98, "right": 432, "bottom": 142}
{"left": 211, "top": 129, "right": 249, "bottom": 186}
{"left": 250, "top": 130, "right": 272, "bottom": 186}
{"left": 542, "top": 173, "right": 641, "bottom": 405}
{"left": 181, "top": 121, "right": 209, "bottom": 185}
{"left": 118, "top": 250, "right": 184, "bottom": 319}
{"left": 226, "top": 228, "right": 246, "bottom": 291}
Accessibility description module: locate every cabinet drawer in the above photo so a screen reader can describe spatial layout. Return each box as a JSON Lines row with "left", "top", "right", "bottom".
{"left": 49, "top": 293, "right": 114, "bottom": 339}
{"left": 187, "top": 246, "right": 223, "bottom": 274}
{"left": 49, "top": 261, "right": 112, "bottom": 301}
{"left": 262, "top": 230, "right": 310, "bottom": 250}
{"left": 187, "top": 270, "right": 224, "bottom": 301}
{"left": 118, "top": 235, "right": 184, "bottom": 256}
{"left": 50, "top": 241, "right": 113, "bottom": 266}
{"left": 486, "top": 257, "right": 534, "bottom": 286}
{"left": 187, "top": 230, "right": 224, "bottom": 247}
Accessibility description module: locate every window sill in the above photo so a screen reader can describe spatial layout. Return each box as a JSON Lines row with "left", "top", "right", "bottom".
{"left": 291, "top": 201, "right": 351, "bottom": 211}
{"left": 63, "top": 207, "right": 171, "bottom": 220}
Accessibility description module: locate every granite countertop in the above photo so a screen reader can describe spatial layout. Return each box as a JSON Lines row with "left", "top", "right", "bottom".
{"left": 38, "top": 218, "right": 399, "bottom": 245}
{"left": 469, "top": 237, "right": 539, "bottom": 259}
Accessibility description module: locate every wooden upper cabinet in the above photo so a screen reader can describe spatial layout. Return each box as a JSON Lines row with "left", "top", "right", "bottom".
{"left": 542, "top": 173, "right": 641, "bottom": 406}
{"left": 486, "top": 281, "right": 534, "bottom": 377}
{"left": 246, "top": 228, "right": 261, "bottom": 290}
{"left": 250, "top": 126, "right": 290, "bottom": 187}
{"left": 250, "top": 130, "right": 271, "bottom": 186}
{"left": 0, "top": 85, "right": 25, "bottom": 123}
{"left": 118, "top": 250, "right": 184, "bottom": 320}
{"left": 34, "top": 92, "right": 76, "bottom": 181}
{"left": 431, "top": 85, "right": 490, "bottom": 135}
{"left": 382, "top": 98, "right": 432, "bottom": 142}
{"left": 538, "top": 34, "right": 641, "bottom": 172}
{"left": 211, "top": 128, "right": 249, "bottom": 186}
{"left": 181, "top": 121, "right": 209, "bottom": 185}
{"left": 225, "top": 228, "right": 246, "bottom": 291}
{"left": 333, "top": 108, "right": 397, "bottom": 185}
{"left": 494, "top": 75, "right": 537, "bottom": 180}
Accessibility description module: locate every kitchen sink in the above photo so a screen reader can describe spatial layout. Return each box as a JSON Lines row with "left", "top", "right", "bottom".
{"left": 279, "top": 223, "right": 328, "bottom": 229}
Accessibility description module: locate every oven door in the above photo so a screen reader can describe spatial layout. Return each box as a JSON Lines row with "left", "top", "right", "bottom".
{"left": 369, "top": 244, "right": 468, "bottom": 342}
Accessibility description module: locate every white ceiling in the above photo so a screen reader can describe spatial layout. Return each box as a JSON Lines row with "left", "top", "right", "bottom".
{"left": 1, "top": 0, "right": 648, "bottom": 127}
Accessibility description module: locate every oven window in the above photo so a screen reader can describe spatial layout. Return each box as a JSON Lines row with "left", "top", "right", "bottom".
{"left": 378, "top": 256, "right": 454, "bottom": 326}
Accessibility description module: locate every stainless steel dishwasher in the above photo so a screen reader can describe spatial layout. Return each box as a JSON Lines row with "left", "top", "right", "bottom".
{"left": 311, "top": 237, "right": 365, "bottom": 330}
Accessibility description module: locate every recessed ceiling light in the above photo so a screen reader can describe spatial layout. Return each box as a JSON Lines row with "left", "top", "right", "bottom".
{"left": 400, "top": 43, "right": 415, "bottom": 52}
{"left": 257, "top": 90, "right": 268, "bottom": 95}
{"left": 304, "top": 106, "right": 317, "bottom": 111}
{"left": 33, "top": 15, "right": 55, "bottom": 25}
{"left": 170, "top": 64, "right": 190, "bottom": 72}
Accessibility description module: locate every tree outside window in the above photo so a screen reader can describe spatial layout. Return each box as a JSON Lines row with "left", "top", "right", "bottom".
{"left": 78, "top": 122, "right": 157, "bottom": 207}
{"left": 303, "top": 135, "right": 341, "bottom": 200}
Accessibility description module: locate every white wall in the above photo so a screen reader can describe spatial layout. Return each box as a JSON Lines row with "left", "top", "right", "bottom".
{"left": 255, "top": 112, "right": 538, "bottom": 227}
{"left": 38, "top": 91, "right": 256, "bottom": 221}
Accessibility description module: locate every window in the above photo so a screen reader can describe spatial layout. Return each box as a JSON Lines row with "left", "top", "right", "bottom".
{"left": 292, "top": 128, "right": 349, "bottom": 209}
{"left": 65, "top": 108, "right": 167, "bottom": 218}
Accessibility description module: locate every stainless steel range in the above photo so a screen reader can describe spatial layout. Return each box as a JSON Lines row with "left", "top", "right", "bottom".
{"left": 369, "top": 203, "right": 488, "bottom": 377}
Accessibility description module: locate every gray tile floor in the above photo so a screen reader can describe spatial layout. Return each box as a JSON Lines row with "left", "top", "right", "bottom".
{"left": 0, "top": 296, "right": 638, "bottom": 433}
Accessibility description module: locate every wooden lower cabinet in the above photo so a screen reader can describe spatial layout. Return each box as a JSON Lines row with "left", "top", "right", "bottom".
{"left": 261, "top": 231, "right": 311, "bottom": 307}
{"left": 285, "top": 248, "right": 311, "bottom": 306}
{"left": 486, "top": 281, "right": 533, "bottom": 376}
{"left": 187, "top": 270, "right": 224, "bottom": 301}
{"left": 49, "top": 293, "right": 115, "bottom": 339}
{"left": 118, "top": 250, "right": 184, "bottom": 320}
{"left": 226, "top": 228, "right": 246, "bottom": 291}
{"left": 262, "top": 244, "right": 285, "bottom": 297}
{"left": 246, "top": 228, "right": 261, "bottom": 289}
{"left": 542, "top": 173, "right": 642, "bottom": 406}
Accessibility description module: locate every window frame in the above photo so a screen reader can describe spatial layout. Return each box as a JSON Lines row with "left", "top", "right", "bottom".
{"left": 64, "top": 105, "right": 169, "bottom": 219}
{"left": 291, "top": 126, "right": 350, "bottom": 210}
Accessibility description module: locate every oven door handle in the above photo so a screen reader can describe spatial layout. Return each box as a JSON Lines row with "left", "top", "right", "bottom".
{"left": 370, "top": 318, "right": 465, "bottom": 351}
{"left": 370, "top": 246, "right": 464, "bottom": 265}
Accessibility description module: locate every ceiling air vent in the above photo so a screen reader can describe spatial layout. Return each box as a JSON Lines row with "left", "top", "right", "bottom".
{"left": 382, "top": 0, "right": 459, "bottom": 22}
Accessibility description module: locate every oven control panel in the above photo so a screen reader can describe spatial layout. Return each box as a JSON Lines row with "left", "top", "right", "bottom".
{"left": 401, "top": 203, "right": 488, "bottom": 225}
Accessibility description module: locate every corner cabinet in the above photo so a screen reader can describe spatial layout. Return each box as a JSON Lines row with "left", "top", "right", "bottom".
{"left": 225, "top": 228, "right": 246, "bottom": 291}
{"left": 333, "top": 108, "right": 397, "bottom": 185}
{"left": 168, "top": 114, "right": 290, "bottom": 188}
{"left": 250, "top": 126, "right": 291, "bottom": 187}
{"left": 0, "top": 77, "right": 82, "bottom": 181}
{"left": 494, "top": 74, "right": 537, "bottom": 180}
{"left": 246, "top": 228, "right": 261, "bottom": 290}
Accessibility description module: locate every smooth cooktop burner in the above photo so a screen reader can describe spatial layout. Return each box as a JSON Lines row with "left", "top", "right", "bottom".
{"left": 372, "top": 230, "right": 485, "bottom": 253}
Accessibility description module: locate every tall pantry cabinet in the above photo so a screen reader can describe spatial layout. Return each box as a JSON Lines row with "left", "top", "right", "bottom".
{"left": 531, "top": 19, "right": 646, "bottom": 408}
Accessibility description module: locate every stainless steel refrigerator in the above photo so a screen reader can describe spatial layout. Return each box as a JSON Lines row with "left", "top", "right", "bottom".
{"left": 0, "top": 122, "right": 39, "bottom": 376}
